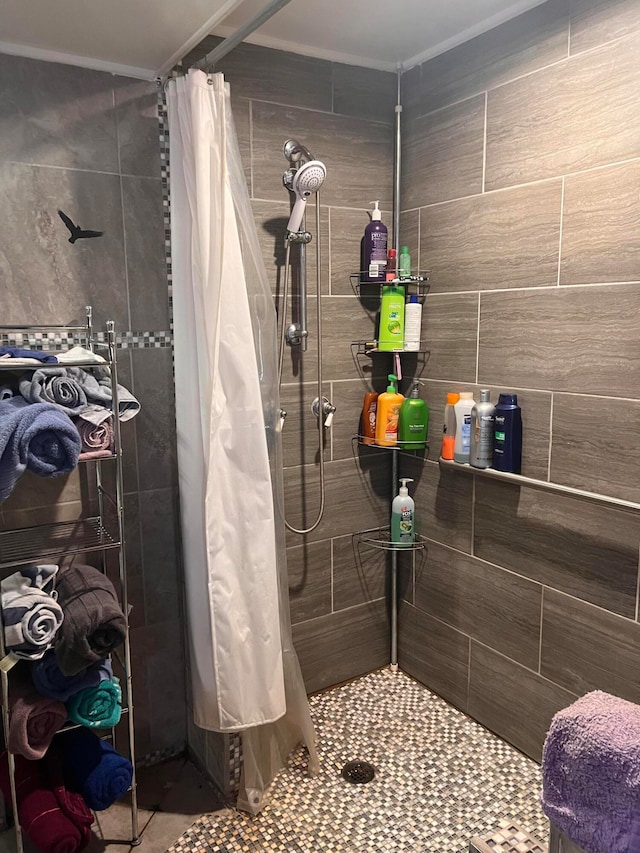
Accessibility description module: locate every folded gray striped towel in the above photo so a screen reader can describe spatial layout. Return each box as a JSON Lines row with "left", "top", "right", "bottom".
{"left": 1, "top": 564, "right": 64, "bottom": 660}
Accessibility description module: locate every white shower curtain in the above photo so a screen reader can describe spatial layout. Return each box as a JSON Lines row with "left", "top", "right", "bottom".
{"left": 167, "top": 70, "right": 317, "bottom": 811}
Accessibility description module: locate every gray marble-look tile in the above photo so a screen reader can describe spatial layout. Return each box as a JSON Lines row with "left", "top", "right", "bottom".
{"left": 0, "top": 464, "right": 83, "bottom": 518}
{"left": 0, "top": 498, "right": 84, "bottom": 531}
{"left": 570, "top": 0, "right": 640, "bottom": 54}
{"left": 485, "top": 31, "right": 640, "bottom": 190}
{"left": 279, "top": 381, "right": 330, "bottom": 468}
{"left": 284, "top": 455, "right": 390, "bottom": 547}
{"left": 131, "top": 347, "right": 177, "bottom": 492}
{"left": 114, "top": 77, "right": 161, "bottom": 178}
{"left": 115, "top": 349, "right": 139, "bottom": 495}
{"left": 415, "top": 541, "right": 542, "bottom": 669}
{"left": 251, "top": 101, "right": 393, "bottom": 208}
{"left": 0, "top": 54, "right": 118, "bottom": 172}
{"left": 399, "top": 458, "right": 474, "bottom": 553}
{"left": 541, "top": 588, "right": 640, "bottom": 702}
{"left": 400, "top": 64, "right": 422, "bottom": 123}
{"left": 468, "top": 642, "right": 576, "bottom": 762}
{"left": 144, "top": 619, "right": 187, "bottom": 752}
{"left": 422, "top": 293, "right": 479, "bottom": 382}
{"left": 560, "top": 160, "right": 640, "bottom": 286}
{"left": 122, "top": 176, "right": 168, "bottom": 330}
{"left": 474, "top": 477, "right": 640, "bottom": 617}
{"left": 419, "top": 380, "right": 551, "bottom": 480}
{"left": 551, "top": 393, "right": 640, "bottom": 501}
{"left": 332, "top": 63, "right": 397, "bottom": 124}
{"left": 398, "top": 603, "right": 470, "bottom": 710}
{"left": 292, "top": 600, "right": 389, "bottom": 694}
{"left": 413, "top": 0, "right": 569, "bottom": 116}
{"left": 401, "top": 95, "right": 485, "bottom": 209}
{"left": 213, "top": 42, "right": 333, "bottom": 112}
{"left": 478, "top": 284, "right": 640, "bottom": 398}
{"left": 420, "top": 180, "right": 562, "bottom": 293}
{"left": 0, "top": 162, "right": 128, "bottom": 327}
{"left": 140, "top": 487, "right": 182, "bottom": 625}
{"left": 286, "top": 539, "right": 332, "bottom": 624}
{"left": 333, "top": 532, "right": 387, "bottom": 611}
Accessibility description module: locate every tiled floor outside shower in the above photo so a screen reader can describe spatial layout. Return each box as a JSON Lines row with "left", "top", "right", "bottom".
{"left": 169, "top": 668, "right": 548, "bottom": 852}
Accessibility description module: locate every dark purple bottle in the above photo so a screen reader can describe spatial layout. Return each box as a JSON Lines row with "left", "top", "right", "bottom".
{"left": 493, "top": 394, "right": 522, "bottom": 474}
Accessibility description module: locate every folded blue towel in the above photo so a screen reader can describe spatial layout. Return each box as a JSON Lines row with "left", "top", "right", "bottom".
{"left": 19, "top": 368, "right": 87, "bottom": 415}
{"left": 0, "top": 397, "right": 81, "bottom": 501}
{"left": 59, "top": 727, "right": 132, "bottom": 811}
{"left": 32, "top": 652, "right": 111, "bottom": 702}
{"left": 0, "top": 347, "right": 58, "bottom": 363}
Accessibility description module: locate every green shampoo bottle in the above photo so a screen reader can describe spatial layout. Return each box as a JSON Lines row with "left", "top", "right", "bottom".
{"left": 398, "top": 380, "right": 429, "bottom": 449}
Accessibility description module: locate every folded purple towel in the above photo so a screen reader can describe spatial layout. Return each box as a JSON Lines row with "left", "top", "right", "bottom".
{"left": 542, "top": 691, "right": 640, "bottom": 853}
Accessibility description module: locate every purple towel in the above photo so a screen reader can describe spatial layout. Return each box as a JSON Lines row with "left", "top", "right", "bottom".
{"left": 542, "top": 691, "right": 640, "bottom": 853}
{"left": 32, "top": 651, "right": 112, "bottom": 702}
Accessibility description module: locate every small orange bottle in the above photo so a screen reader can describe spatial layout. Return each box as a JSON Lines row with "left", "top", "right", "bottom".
{"left": 374, "top": 374, "right": 404, "bottom": 447}
{"left": 441, "top": 392, "right": 459, "bottom": 460}
{"left": 361, "top": 392, "right": 379, "bottom": 445}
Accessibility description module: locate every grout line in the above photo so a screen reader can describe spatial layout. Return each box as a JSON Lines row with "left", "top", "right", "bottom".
{"left": 556, "top": 176, "right": 565, "bottom": 286}
{"left": 330, "top": 62, "right": 335, "bottom": 114}
{"left": 567, "top": 11, "right": 572, "bottom": 57}
{"left": 327, "top": 207, "right": 332, "bottom": 295}
{"left": 416, "top": 207, "right": 421, "bottom": 270}
{"left": 466, "top": 638, "right": 472, "bottom": 709}
{"left": 249, "top": 100, "right": 254, "bottom": 199}
{"left": 245, "top": 94, "right": 392, "bottom": 126}
{"left": 538, "top": 587, "right": 544, "bottom": 674}
{"left": 417, "top": 377, "right": 640, "bottom": 405}
{"left": 547, "top": 393, "right": 554, "bottom": 482}
{"left": 330, "top": 538, "right": 334, "bottom": 613}
{"left": 481, "top": 91, "right": 488, "bottom": 193}
{"left": 470, "top": 477, "right": 476, "bottom": 557}
{"left": 475, "top": 293, "right": 481, "bottom": 384}
{"left": 6, "top": 160, "right": 120, "bottom": 177}
{"left": 635, "top": 545, "right": 640, "bottom": 622}
{"left": 426, "top": 279, "right": 640, "bottom": 297}
{"left": 112, "top": 86, "right": 132, "bottom": 334}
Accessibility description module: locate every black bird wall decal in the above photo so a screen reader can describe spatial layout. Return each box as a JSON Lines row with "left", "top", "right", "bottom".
{"left": 58, "top": 210, "right": 104, "bottom": 243}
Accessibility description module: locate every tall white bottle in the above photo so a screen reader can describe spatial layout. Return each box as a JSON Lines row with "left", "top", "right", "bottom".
{"left": 404, "top": 294, "right": 422, "bottom": 352}
{"left": 454, "top": 391, "right": 475, "bottom": 464}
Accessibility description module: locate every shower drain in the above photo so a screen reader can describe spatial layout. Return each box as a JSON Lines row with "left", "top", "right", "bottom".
{"left": 341, "top": 759, "right": 376, "bottom": 784}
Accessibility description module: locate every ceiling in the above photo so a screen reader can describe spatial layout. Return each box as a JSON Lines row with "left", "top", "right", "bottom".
{"left": 0, "top": 0, "right": 547, "bottom": 79}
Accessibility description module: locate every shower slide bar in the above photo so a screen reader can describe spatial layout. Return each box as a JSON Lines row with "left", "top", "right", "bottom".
{"left": 438, "top": 457, "right": 640, "bottom": 515}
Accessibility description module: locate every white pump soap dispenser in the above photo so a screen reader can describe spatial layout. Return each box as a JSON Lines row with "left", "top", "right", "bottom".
{"left": 391, "top": 478, "right": 415, "bottom": 547}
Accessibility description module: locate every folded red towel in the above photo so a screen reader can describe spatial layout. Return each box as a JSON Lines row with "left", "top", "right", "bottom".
{"left": 45, "top": 743, "right": 94, "bottom": 829}
{"left": 0, "top": 750, "right": 91, "bottom": 853}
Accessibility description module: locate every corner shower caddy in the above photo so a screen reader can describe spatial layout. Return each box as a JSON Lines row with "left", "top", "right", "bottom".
{"left": 0, "top": 308, "right": 139, "bottom": 853}
{"left": 350, "top": 272, "right": 431, "bottom": 667}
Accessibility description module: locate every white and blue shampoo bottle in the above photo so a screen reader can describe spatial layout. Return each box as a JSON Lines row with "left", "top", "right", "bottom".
{"left": 391, "top": 478, "right": 415, "bottom": 547}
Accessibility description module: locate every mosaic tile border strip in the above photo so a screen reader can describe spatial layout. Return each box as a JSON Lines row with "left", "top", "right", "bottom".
{"left": 136, "top": 742, "right": 185, "bottom": 769}
{"left": 0, "top": 330, "right": 173, "bottom": 350}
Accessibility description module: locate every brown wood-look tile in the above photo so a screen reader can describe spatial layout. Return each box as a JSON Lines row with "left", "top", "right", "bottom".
{"left": 319, "top": 295, "right": 380, "bottom": 382}
{"left": 333, "top": 533, "right": 387, "bottom": 611}
{"left": 542, "top": 588, "right": 640, "bottom": 701}
{"left": 551, "top": 393, "right": 640, "bottom": 501}
{"left": 468, "top": 642, "right": 576, "bottom": 762}
{"left": 329, "top": 380, "right": 377, "bottom": 463}
{"left": 402, "top": 96, "right": 485, "bottom": 209}
{"left": 400, "top": 64, "right": 422, "bottom": 123}
{"left": 231, "top": 97, "right": 251, "bottom": 193}
{"left": 420, "top": 181, "right": 562, "bottom": 293}
{"left": 478, "top": 284, "right": 640, "bottom": 398}
{"left": 485, "top": 32, "right": 640, "bottom": 190}
{"left": 328, "top": 207, "right": 385, "bottom": 296}
{"left": 399, "top": 209, "right": 420, "bottom": 272}
{"left": 419, "top": 380, "right": 551, "bottom": 480}
{"left": 414, "top": 0, "right": 569, "bottom": 116}
{"left": 286, "top": 539, "right": 332, "bottom": 624}
{"left": 560, "top": 161, "right": 640, "bottom": 286}
{"left": 474, "top": 478, "right": 640, "bottom": 617}
{"left": 398, "top": 604, "right": 470, "bottom": 710}
{"left": 279, "top": 381, "right": 330, "bottom": 468}
{"left": 422, "top": 293, "right": 479, "bottom": 382}
{"left": 332, "top": 63, "right": 396, "bottom": 124}
{"left": 284, "top": 455, "right": 391, "bottom": 547}
{"left": 292, "top": 600, "right": 389, "bottom": 694}
{"left": 570, "top": 0, "right": 640, "bottom": 54}
{"left": 399, "top": 458, "right": 473, "bottom": 554}
{"left": 252, "top": 102, "right": 393, "bottom": 208}
{"left": 415, "top": 541, "right": 542, "bottom": 669}
{"left": 208, "top": 42, "right": 333, "bottom": 112}
{"left": 278, "top": 294, "right": 319, "bottom": 385}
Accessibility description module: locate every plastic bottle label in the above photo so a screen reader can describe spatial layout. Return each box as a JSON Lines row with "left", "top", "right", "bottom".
{"left": 461, "top": 414, "right": 471, "bottom": 451}
{"left": 400, "top": 508, "right": 413, "bottom": 539}
{"left": 495, "top": 431, "right": 505, "bottom": 441}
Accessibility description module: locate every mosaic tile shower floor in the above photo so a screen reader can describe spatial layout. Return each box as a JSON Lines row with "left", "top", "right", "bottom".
{"left": 169, "top": 668, "right": 548, "bottom": 853}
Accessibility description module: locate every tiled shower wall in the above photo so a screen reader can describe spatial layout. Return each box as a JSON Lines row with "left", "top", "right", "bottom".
{"left": 183, "top": 40, "right": 398, "bottom": 695}
{"left": 398, "top": 0, "right": 640, "bottom": 761}
{"left": 0, "top": 54, "right": 186, "bottom": 761}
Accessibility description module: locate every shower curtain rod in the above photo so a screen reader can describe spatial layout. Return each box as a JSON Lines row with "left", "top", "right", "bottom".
{"left": 193, "top": 0, "right": 294, "bottom": 71}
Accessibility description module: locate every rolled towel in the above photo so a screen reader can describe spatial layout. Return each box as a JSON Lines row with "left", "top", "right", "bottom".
{"left": 0, "top": 347, "right": 58, "bottom": 364}
{"left": 0, "top": 750, "right": 89, "bottom": 853}
{"left": 542, "top": 690, "right": 640, "bottom": 853}
{"left": 2, "top": 565, "right": 64, "bottom": 660}
{"left": 74, "top": 416, "right": 114, "bottom": 459}
{"left": 65, "top": 366, "right": 140, "bottom": 424}
{"left": 32, "top": 651, "right": 111, "bottom": 702}
{"left": 0, "top": 385, "right": 14, "bottom": 400}
{"left": 19, "top": 368, "right": 87, "bottom": 415}
{"left": 59, "top": 727, "right": 132, "bottom": 811}
{"left": 8, "top": 675, "right": 67, "bottom": 760}
{"left": 67, "top": 676, "right": 121, "bottom": 729}
{"left": 44, "top": 743, "right": 94, "bottom": 832}
{"left": 54, "top": 564, "right": 126, "bottom": 676}
{"left": 0, "top": 397, "right": 81, "bottom": 501}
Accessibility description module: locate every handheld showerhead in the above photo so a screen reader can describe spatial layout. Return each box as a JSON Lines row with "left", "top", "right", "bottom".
{"left": 286, "top": 159, "right": 326, "bottom": 233}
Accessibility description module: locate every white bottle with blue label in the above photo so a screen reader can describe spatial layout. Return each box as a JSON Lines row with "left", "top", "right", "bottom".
{"left": 454, "top": 391, "right": 475, "bottom": 464}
